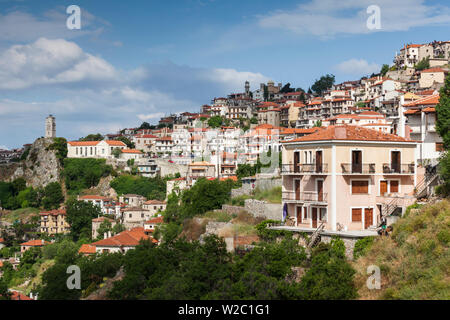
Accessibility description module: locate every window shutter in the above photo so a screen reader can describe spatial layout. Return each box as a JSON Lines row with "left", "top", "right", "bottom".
{"left": 352, "top": 181, "right": 368, "bottom": 194}
{"left": 390, "top": 180, "right": 399, "bottom": 193}
{"left": 352, "top": 208, "right": 362, "bottom": 222}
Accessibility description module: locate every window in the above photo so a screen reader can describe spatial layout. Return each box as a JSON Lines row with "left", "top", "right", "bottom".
{"left": 129, "top": 214, "right": 132, "bottom": 218}
{"left": 352, "top": 180, "right": 369, "bottom": 194}
{"left": 320, "top": 208, "right": 327, "bottom": 221}
{"left": 436, "top": 143, "right": 444, "bottom": 152}
{"left": 390, "top": 180, "right": 399, "bottom": 193}
{"left": 352, "top": 208, "right": 362, "bottom": 222}
{"left": 303, "top": 207, "right": 308, "bottom": 220}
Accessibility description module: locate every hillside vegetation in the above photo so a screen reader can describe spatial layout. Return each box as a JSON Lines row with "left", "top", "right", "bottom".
{"left": 354, "top": 200, "right": 450, "bottom": 299}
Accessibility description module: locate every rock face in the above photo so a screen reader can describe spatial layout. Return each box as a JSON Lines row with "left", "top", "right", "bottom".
{"left": 8, "top": 138, "right": 62, "bottom": 188}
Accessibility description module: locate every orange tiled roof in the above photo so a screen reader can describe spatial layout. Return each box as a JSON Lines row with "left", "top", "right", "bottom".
{"left": 68, "top": 141, "right": 100, "bottom": 146}
{"left": 423, "top": 107, "right": 436, "bottom": 113}
{"left": 10, "top": 291, "right": 33, "bottom": 300}
{"left": 79, "top": 195, "right": 110, "bottom": 200}
{"left": 145, "top": 216, "right": 164, "bottom": 224}
{"left": 121, "top": 149, "right": 142, "bottom": 154}
{"left": 20, "top": 239, "right": 50, "bottom": 247}
{"left": 144, "top": 200, "right": 166, "bottom": 205}
{"left": 78, "top": 244, "right": 96, "bottom": 254}
{"left": 39, "top": 209, "right": 66, "bottom": 216}
{"left": 285, "top": 125, "right": 414, "bottom": 143}
{"left": 105, "top": 140, "right": 127, "bottom": 146}
{"left": 91, "top": 227, "right": 157, "bottom": 247}
{"left": 404, "top": 94, "right": 440, "bottom": 107}
{"left": 421, "top": 67, "right": 446, "bottom": 73}
{"left": 92, "top": 216, "right": 114, "bottom": 223}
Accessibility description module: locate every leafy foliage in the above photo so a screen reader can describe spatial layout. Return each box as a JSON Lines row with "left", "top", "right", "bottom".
{"left": 414, "top": 57, "right": 430, "bottom": 71}
{"left": 436, "top": 73, "right": 450, "bottom": 196}
{"left": 63, "top": 158, "right": 113, "bottom": 193}
{"left": 66, "top": 199, "right": 101, "bottom": 241}
{"left": 110, "top": 175, "right": 166, "bottom": 200}
{"left": 47, "top": 137, "right": 68, "bottom": 165}
{"left": 311, "top": 74, "right": 335, "bottom": 96}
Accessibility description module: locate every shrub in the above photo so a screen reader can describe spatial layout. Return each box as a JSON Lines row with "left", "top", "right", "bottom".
{"left": 353, "top": 237, "right": 375, "bottom": 260}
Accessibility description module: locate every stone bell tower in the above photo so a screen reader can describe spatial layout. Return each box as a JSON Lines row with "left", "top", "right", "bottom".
{"left": 45, "top": 114, "right": 56, "bottom": 138}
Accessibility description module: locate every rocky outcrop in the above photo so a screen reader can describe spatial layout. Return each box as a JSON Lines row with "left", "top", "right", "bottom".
{"left": 6, "top": 138, "right": 62, "bottom": 188}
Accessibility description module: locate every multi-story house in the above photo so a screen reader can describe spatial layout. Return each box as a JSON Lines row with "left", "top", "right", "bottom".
{"left": 155, "top": 136, "right": 173, "bottom": 158}
{"left": 403, "top": 94, "right": 443, "bottom": 164}
{"left": 142, "top": 200, "right": 166, "bottom": 216}
{"left": 133, "top": 134, "right": 157, "bottom": 154}
{"left": 281, "top": 125, "right": 417, "bottom": 232}
{"left": 187, "top": 161, "right": 216, "bottom": 185}
{"left": 137, "top": 159, "right": 160, "bottom": 177}
{"left": 418, "top": 68, "right": 448, "bottom": 89}
{"left": 40, "top": 209, "right": 70, "bottom": 234}
{"left": 67, "top": 140, "right": 126, "bottom": 159}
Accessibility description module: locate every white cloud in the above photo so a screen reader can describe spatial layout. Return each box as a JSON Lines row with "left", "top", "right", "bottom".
{"left": 335, "top": 58, "right": 380, "bottom": 75}
{"left": 0, "top": 38, "right": 271, "bottom": 147}
{"left": 138, "top": 113, "right": 165, "bottom": 121}
{"left": 0, "top": 9, "right": 107, "bottom": 42}
{"left": 258, "top": 0, "right": 450, "bottom": 37}
{"left": 0, "top": 37, "right": 116, "bottom": 89}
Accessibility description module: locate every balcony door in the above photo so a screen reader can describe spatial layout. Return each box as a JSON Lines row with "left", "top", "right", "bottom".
{"left": 296, "top": 206, "right": 302, "bottom": 225}
{"left": 295, "top": 179, "right": 301, "bottom": 200}
{"left": 294, "top": 151, "right": 300, "bottom": 173}
{"left": 352, "top": 150, "right": 362, "bottom": 173}
{"left": 391, "top": 151, "right": 401, "bottom": 173}
{"left": 364, "top": 208, "right": 373, "bottom": 229}
{"left": 316, "top": 151, "right": 323, "bottom": 173}
{"left": 317, "top": 180, "right": 324, "bottom": 202}
{"left": 312, "top": 208, "right": 318, "bottom": 228}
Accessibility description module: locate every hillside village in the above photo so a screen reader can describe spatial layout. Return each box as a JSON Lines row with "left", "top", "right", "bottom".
{"left": 0, "top": 40, "right": 449, "bottom": 300}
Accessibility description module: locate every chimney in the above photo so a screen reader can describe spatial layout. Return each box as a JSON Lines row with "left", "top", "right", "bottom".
{"left": 108, "top": 231, "right": 112, "bottom": 238}
{"left": 42, "top": 239, "right": 44, "bottom": 244}
{"left": 335, "top": 126, "right": 347, "bottom": 139}
{"left": 104, "top": 232, "right": 108, "bottom": 239}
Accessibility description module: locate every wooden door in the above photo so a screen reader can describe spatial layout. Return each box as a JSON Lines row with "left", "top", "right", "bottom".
{"left": 391, "top": 151, "right": 401, "bottom": 173}
{"left": 294, "top": 152, "right": 300, "bottom": 173}
{"left": 315, "top": 151, "right": 323, "bottom": 173}
{"left": 295, "top": 180, "right": 301, "bottom": 200}
{"left": 380, "top": 180, "right": 388, "bottom": 195}
{"left": 317, "top": 180, "right": 324, "bottom": 201}
{"left": 364, "top": 208, "right": 373, "bottom": 229}
{"left": 296, "top": 206, "right": 302, "bottom": 225}
{"left": 312, "top": 208, "right": 318, "bottom": 228}
{"left": 352, "top": 150, "right": 362, "bottom": 173}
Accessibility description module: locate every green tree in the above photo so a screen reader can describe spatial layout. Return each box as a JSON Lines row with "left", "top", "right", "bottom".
{"left": 415, "top": 57, "right": 430, "bottom": 71}
{"left": 96, "top": 220, "right": 113, "bottom": 240}
{"left": 299, "top": 238, "right": 357, "bottom": 300}
{"left": 313, "top": 120, "right": 322, "bottom": 127}
{"left": 63, "top": 158, "right": 113, "bottom": 193}
{"left": 41, "top": 182, "right": 64, "bottom": 210}
{"left": 80, "top": 133, "right": 104, "bottom": 141}
{"left": 250, "top": 117, "right": 258, "bottom": 125}
{"left": 208, "top": 116, "right": 223, "bottom": 128}
{"left": 47, "top": 137, "right": 68, "bottom": 165}
{"left": 112, "top": 148, "right": 122, "bottom": 158}
{"left": 380, "top": 64, "right": 390, "bottom": 76}
{"left": 116, "top": 136, "right": 135, "bottom": 149}
{"left": 436, "top": 74, "right": 450, "bottom": 196}
{"left": 311, "top": 74, "right": 335, "bottom": 96}
{"left": 436, "top": 74, "right": 450, "bottom": 148}
{"left": 66, "top": 200, "right": 101, "bottom": 241}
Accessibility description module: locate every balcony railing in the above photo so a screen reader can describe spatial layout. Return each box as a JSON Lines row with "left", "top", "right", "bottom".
{"left": 341, "top": 163, "right": 375, "bottom": 174}
{"left": 382, "top": 163, "right": 415, "bottom": 174}
{"left": 281, "top": 163, "right": 328, "bottom": 174}
{"left": 282, "top": 191, "right": 328, "bottom": 202}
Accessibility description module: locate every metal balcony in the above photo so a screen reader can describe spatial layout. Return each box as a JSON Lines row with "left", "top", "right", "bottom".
{"left": 382, "top": 163, "right": 415, "bottom": 174}
{"left": 281, "top": 163, "right": 328, "bottom": 174}
{"left": 282, "top": 191, "right": 328, "bottom": 203}
{"left": 341, "top": 163, "right": 375, "bottom": 174}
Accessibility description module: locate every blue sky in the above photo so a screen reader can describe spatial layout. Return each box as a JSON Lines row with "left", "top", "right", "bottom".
{"left": 0, "top": 0, "right": 449, "bottom": 148}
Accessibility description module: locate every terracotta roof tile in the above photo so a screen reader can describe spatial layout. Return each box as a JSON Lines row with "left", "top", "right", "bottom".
{"left": 284, "top": 125, "right": 414, "bottom": 143}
